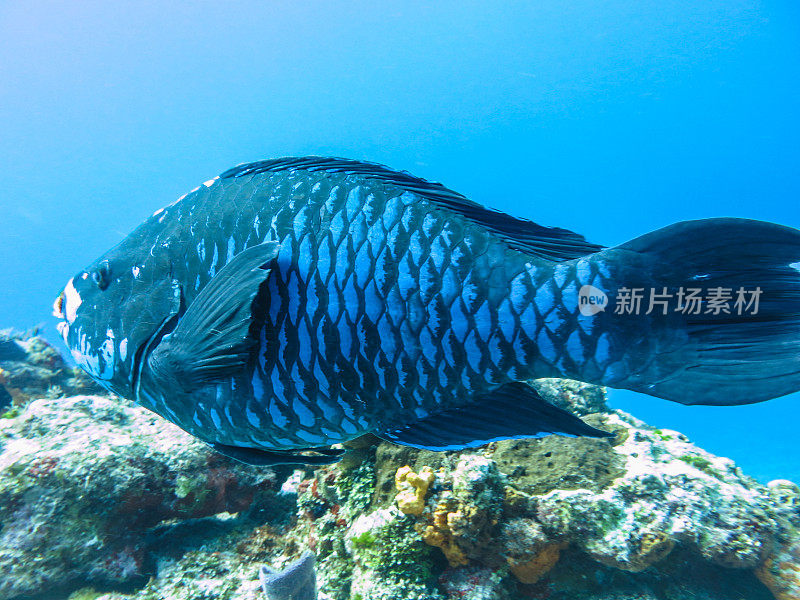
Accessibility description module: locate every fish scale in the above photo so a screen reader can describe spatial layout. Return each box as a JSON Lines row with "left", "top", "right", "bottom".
{"left": 192, "top": 169, "right": 572, "bottom": 447}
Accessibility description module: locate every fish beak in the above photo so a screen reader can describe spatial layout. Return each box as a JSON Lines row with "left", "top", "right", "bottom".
{"left": 53, "top": 291, "right": 70, "bottom": 343}
{"left": 53, "top": 292, "right": 65, "bottom": 319}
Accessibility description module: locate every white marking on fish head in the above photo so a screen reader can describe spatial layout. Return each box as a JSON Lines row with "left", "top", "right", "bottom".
{"left": 69, "top": 327, "right": 118, "bottom": 382}
{"left": 56, "top": 320, "right": 68, "bottom": 344}
{"left": 63, "top": 278, "right": 82, "bottom": 324}
{"left": 96, "top": 328, "right": 116, "bottom": 380}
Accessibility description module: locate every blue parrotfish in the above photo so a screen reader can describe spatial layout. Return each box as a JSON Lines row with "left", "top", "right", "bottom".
{"left": 53, "top": 157, "right": 800, "bottom": 465}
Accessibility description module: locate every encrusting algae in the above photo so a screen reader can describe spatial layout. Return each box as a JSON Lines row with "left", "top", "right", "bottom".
{"left": 635, "top": 530, "right": 676, "bottom": 570}
{"left": 757, "top": 546, "right": 800, "bottom": 600}
{"left": 507, "top": 541, "right": 567, "bottom": 584}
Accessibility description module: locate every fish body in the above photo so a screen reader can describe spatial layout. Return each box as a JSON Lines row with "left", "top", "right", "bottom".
{"left": 54, "top": 158, "right": 800, "bottom": 463}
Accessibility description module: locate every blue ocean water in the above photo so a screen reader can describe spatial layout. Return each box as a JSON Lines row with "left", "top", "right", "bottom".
{"left": 0, "top": 2, "right": 797, "bottom": 482}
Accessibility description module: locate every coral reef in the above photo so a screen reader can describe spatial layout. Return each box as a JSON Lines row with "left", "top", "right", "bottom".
{"left": 412, "top": 455, "right": 505, "bottom": 568}
{"left": 0, "top": 337, "right": 796, "bottom": 600}
{"left": 527, "top": 546, "right": 776, "bottom": 600}
{"left": 758, "top": 534, "right": 800, "bottom": 600}
{"left": 0, "top": 395, "right": 279, "bottom": 599}
{"left": 757, "top": 481, "right": 800, "bottom": 600}
{"left": 0, "top": 330, "right": 102, "bottom": 413}
{"left": 528, "top": 412, "right": 785, "bottom": 573}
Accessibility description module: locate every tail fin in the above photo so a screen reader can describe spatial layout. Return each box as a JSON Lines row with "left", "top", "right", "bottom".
{"left": 605, "top": 218, "right": 800, "bottom": 406}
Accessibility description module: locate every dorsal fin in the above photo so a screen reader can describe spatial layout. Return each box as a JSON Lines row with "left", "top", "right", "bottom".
{"left": 220, "top": 157, "right": 604, "bottom": 261}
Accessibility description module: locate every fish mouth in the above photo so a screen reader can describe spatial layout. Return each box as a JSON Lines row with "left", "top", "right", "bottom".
{"left": 53, "top": 292, "right": 65, "bottom": 319}
{"left": 54, "top": 291, "right": 69, "bottom": 345}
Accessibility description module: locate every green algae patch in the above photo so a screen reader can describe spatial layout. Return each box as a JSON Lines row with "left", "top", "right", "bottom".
{"left": 349, "top": 509, "right": 445, "bottom": 600}
{"left": 336, "top": 459, "right": 377, "bottom": 513}
{"left": 67, "top": 588, "right": 107, "bottom": 600}
{"left": 679, "top": 454, "right": 722, "bottom": 478}
{"left": 653, "top": 429, "right": 674, "bottom": 442}
{"left": 0, "top": 406, "right": 21, "bottom": 419}
{"left": 360, "top": 516, "right": 437, "bottom": 582}
{"left": 351, "top": 530, "right": 378, "bottom": 549}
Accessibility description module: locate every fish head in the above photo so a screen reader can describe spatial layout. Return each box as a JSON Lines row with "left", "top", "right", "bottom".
{"left": 53, "top": 222, "right": 183, "bottom": 399}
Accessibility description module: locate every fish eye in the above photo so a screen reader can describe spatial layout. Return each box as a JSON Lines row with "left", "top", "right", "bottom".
{"left": 92, "top": 260, "right": 112, "bottom": 290}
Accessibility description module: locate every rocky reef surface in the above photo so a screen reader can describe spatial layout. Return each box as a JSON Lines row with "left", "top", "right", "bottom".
{"left": 0, "top": 332, "right": 798, "bottom": 600}
{"left": 0, "top": 329, "right": 102, "bottom": 411}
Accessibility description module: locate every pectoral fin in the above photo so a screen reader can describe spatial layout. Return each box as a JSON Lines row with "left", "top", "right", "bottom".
{"left": 148, "top": 241, "right": 279, "bottom": 392}
{"left": 378, "top": 381, "right": 612, "bottom": 451}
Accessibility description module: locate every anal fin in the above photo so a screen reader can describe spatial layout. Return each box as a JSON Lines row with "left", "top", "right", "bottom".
{"left": 378, "top": 381, "right": 612, "bottom": 451}
{"left": 212, "top": 442, "right": 345, "bottom": 466}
